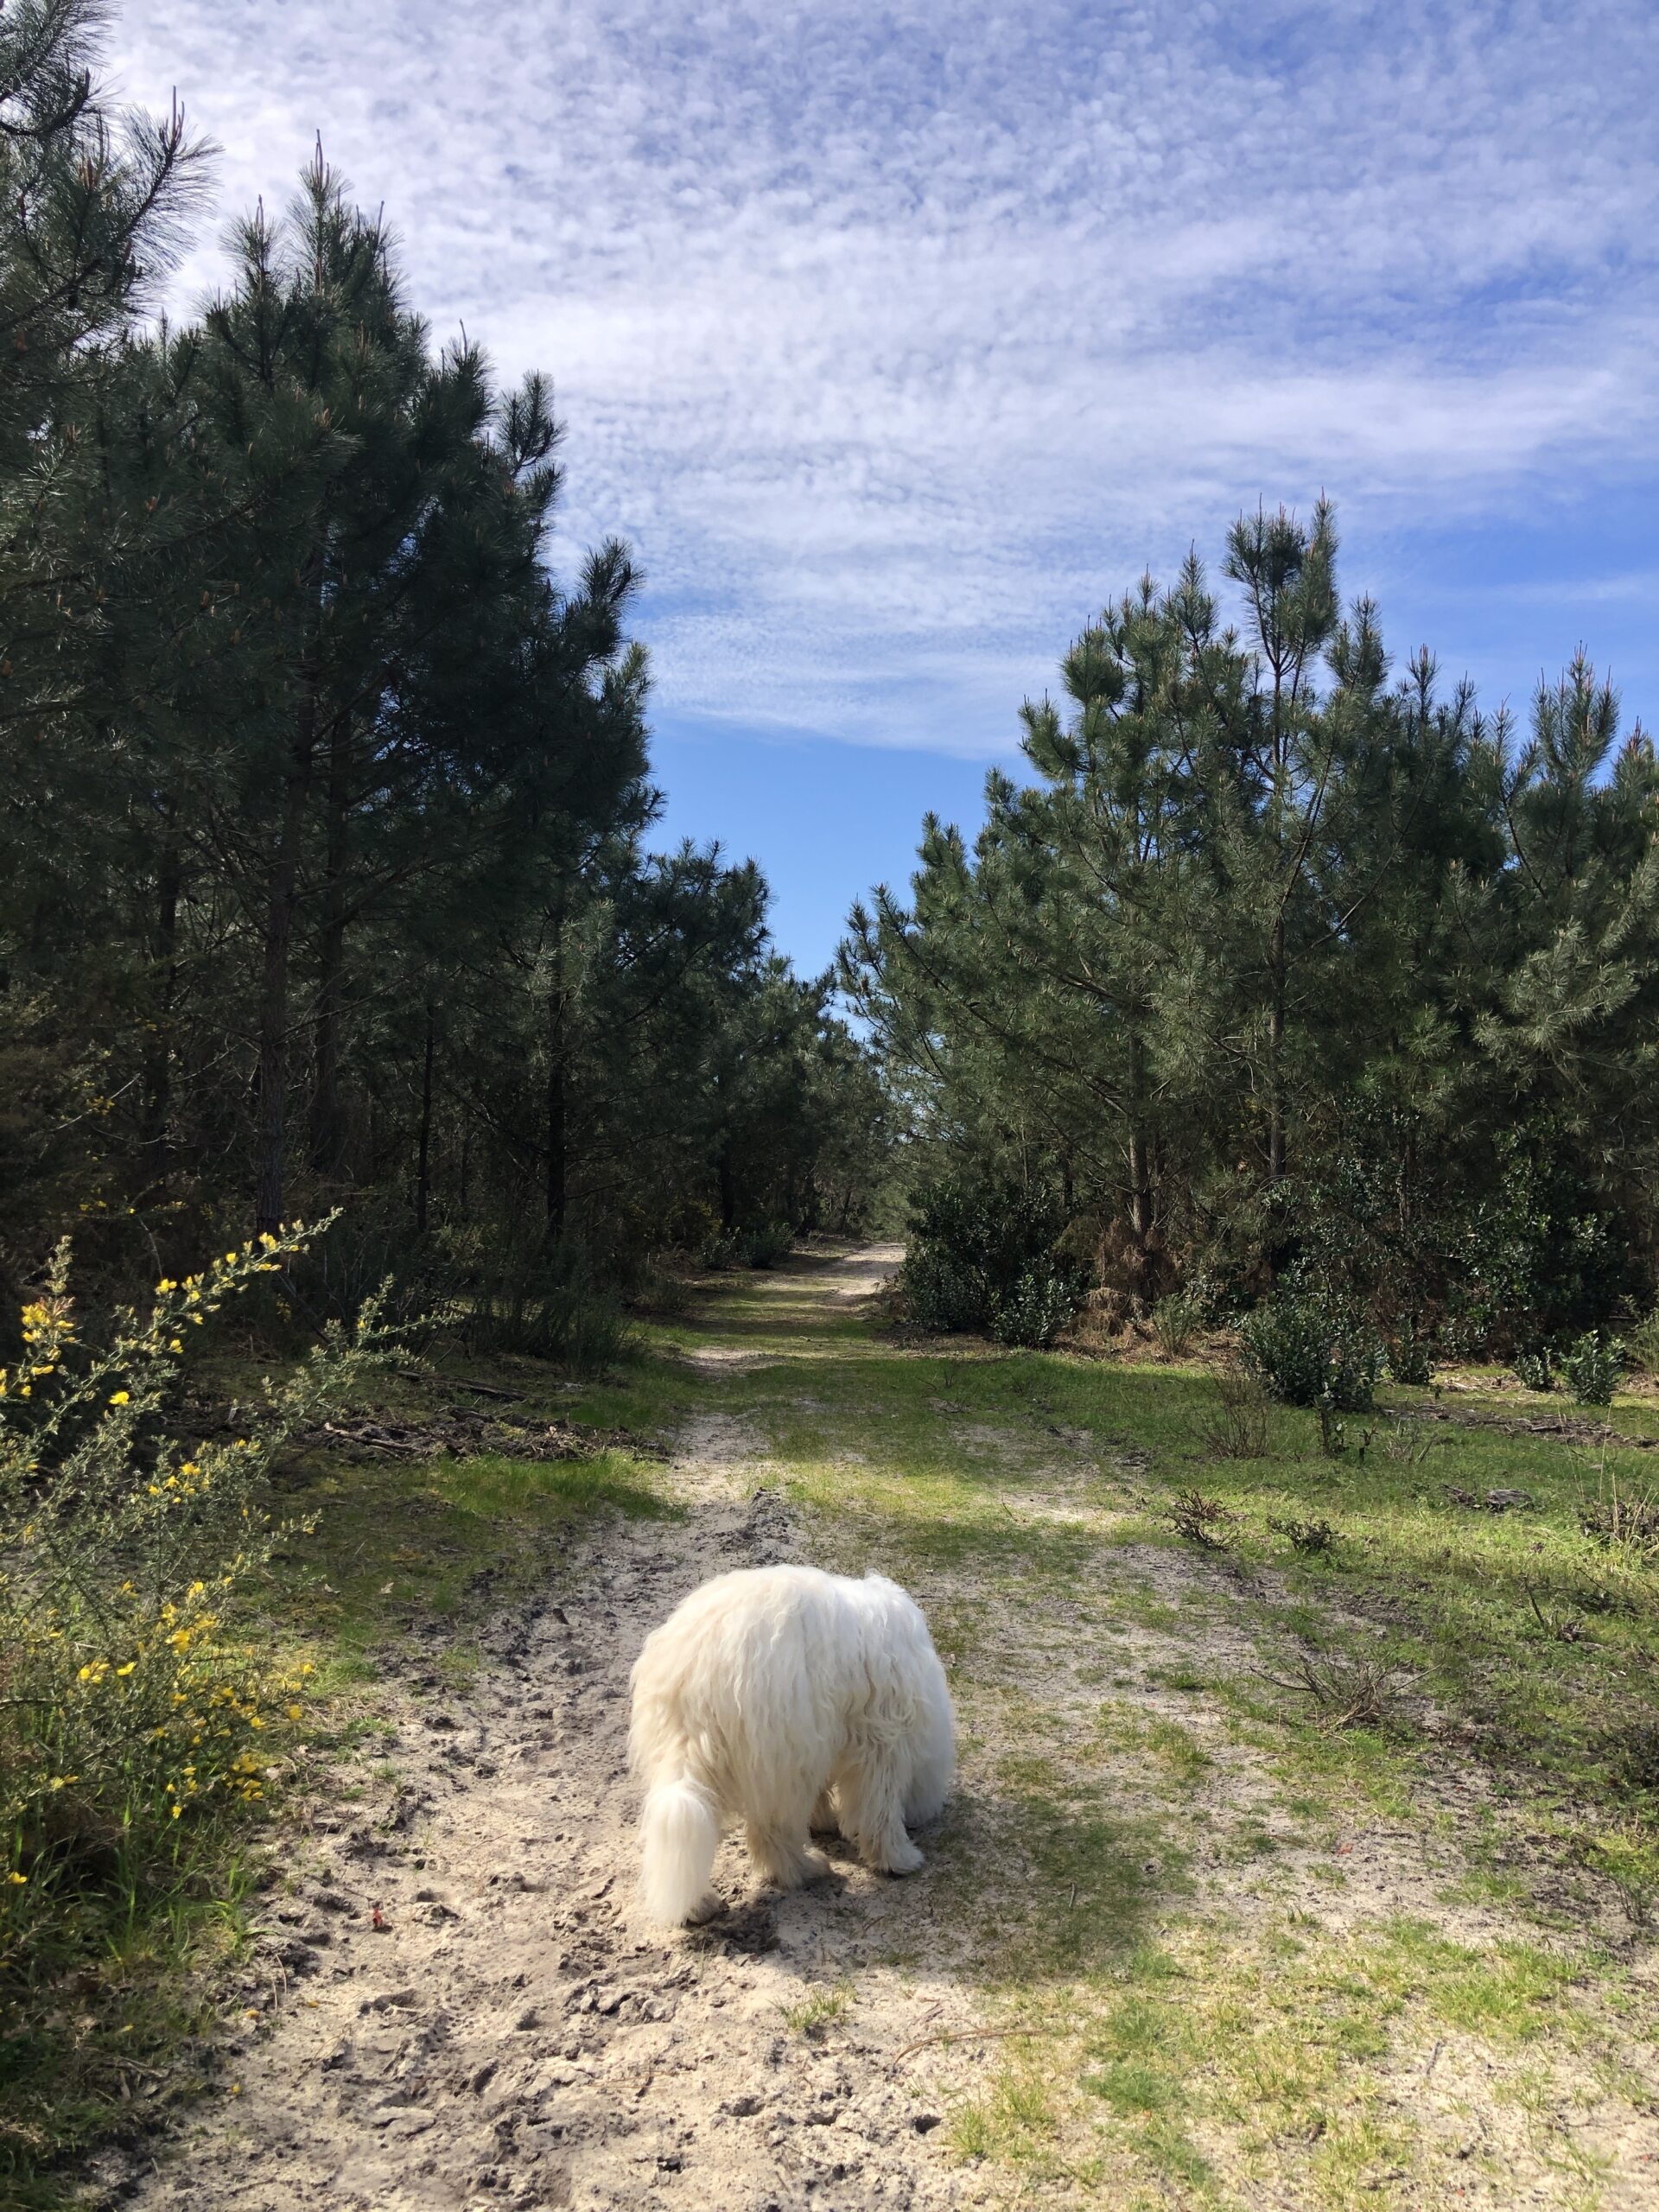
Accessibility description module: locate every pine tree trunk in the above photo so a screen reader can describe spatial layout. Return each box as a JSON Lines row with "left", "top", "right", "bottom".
{"left": 140, "top": 823, "right": 182, "bottom": 1196}
{"left": 310, "top": 716, "right": 352, "bottom": 1176}
{"left": 717, "top": 1144, "right": 736, "bottom": 1231}
{"left": 415, "top": 998, "right": 435, "bottom": 1236}
{"left": 543, "top": 913, "right": 567, "bottom": 1245}
{"left": 1127, "top": 1127, "right": 1154, "bottom": 1241}
{"left": 1268, "top": 912, "right": 1287, "bottom": 1184}
{"left": 254, "top": 677, "right": 319, "bottom": 1235}
{"left": 1126, "top": 1030, "right": 1154, "bottom": 1243}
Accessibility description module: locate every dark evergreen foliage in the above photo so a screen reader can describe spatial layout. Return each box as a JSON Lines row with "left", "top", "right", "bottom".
{"left": 846, "top": 508, "right": 1659, "bottom": 1352}
{"left": 0, "top": 4, "right": 889, "bottom": 1309}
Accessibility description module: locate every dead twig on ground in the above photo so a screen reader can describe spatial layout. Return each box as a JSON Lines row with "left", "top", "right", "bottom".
{"left": 892, "top": 2024, "right": 1064, "bottom": 2067}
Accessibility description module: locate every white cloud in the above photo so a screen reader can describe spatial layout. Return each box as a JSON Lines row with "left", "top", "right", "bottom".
{"left": 109, "top": 1, "right": 1659, "bottom": 753}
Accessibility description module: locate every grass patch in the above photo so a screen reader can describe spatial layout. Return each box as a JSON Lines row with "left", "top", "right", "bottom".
{"left": 579, "top": 1255, "right": 1659, "bottom": 2206}
{"left": 780, "top": 1978, "right": 854, "bottom": 2037}
{"left": 270, "top": 1446, "right": 672, "bottom": 1659}
{"left": 15, "top": 1248, "right": 1656, "bottom": 2207}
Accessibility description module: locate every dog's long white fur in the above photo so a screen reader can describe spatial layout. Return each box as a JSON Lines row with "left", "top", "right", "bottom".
{"left": 629, "top": 1564, "right": 956, "bottom": 1926}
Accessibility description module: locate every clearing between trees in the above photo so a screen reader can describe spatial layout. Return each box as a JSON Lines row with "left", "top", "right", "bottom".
{"left": 85, "top": 1244, "right": 1658, "bottom": 2212}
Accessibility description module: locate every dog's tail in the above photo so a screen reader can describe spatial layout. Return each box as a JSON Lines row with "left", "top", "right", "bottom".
{"left": 638, "top": 1774, "right": 720, "bottom": 1926}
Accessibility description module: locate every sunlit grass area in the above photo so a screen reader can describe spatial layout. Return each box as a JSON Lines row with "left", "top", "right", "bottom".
{"left": 8, "top": 1246, "right": 1655, "bottom": 2209}
{"left": 575, "top": 1251, "right": 1659, "bottom": 2208}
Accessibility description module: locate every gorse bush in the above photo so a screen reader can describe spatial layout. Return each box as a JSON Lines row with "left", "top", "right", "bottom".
{"left": 1238, "top": 1282, "right": 1384, "bottom": 1412}
{"left": 0, "top": 1227, "right": 397, "bottom": 1975}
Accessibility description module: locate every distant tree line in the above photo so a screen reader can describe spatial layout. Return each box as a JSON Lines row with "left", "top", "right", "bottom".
{"left": 845, "top": 503, "right": 1659, "bottom": 1360}
{"left": 0, "top": 0, "right": 888, "bottom": 1317}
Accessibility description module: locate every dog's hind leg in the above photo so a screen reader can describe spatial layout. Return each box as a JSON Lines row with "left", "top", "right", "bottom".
{"left": 745, "top": 1822, "right": 834, "bottom": 1891}
{"left": 638, "top": 1776, "right": 722, "bottom": 1926}
{"left": 836, "top": 1752, "right": 925, "bottom": 1877}
{"left": 809, "top": 1786, "right": 841, "bottom": 1836}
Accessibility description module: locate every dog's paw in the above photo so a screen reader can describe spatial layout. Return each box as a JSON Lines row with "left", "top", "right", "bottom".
{"left": 800, "top": 1847, "right": 836, "bottom": 1885}
{"left": 683, "top": 1891, "right": 725, "bottom": 1926}
{"left": 879, "top": 1837, "right": 925, "bottom": 1877}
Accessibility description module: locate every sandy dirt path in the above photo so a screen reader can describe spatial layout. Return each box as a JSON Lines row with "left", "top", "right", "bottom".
{"left": 124, "top": 1247, "right": 996, "bottom": 2212}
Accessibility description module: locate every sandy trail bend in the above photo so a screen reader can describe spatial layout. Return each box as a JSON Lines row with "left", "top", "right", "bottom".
{"left": 127, "top": 1247, "right": 989, "bottom": 2212}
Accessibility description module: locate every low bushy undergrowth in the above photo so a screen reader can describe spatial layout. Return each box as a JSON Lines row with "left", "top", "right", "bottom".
{"left": 462, "top": 1243, "right": 633, "bottom": 1375}
{"left": 990, "top": 1261, "right": 1082, "bottom": 1350}
{"left": 1514, "top": 1346, "right": 1555, "bottom": 1394}
{"left": 1151, "top": 1294, "right": 1201, "bottom": 1359}
{"left": 899, "top": 1176, "right": 1080, "bottom": 1341}
{"left": 738, "top": 1219, "right": 795, "bottom": 1270}
{"left": 1237, "top": 1282, "right": 1384, "bottom": 1412}
{"left": 1382, "top": 1320, "right": 1433, "bottom": 1386}
{"left": 0, "top": 1230, "right": 395, "bottom": 1983}
{"left": 1560, "top": 1330, "right": 1625, "bottom": 1408}
{"left": 628, "top": 1262, "right": 695, "bottom": 1317}
{"left": 696, "top": 1219, "right": 797, "bottom": 1272}
{"left": 901, "top": 1246, "right": 986, "bottom": 1333}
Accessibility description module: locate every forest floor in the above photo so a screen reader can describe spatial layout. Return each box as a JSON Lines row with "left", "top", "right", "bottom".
{"left": 70, "top": 1246, "right": 1659, "bottom": 2212}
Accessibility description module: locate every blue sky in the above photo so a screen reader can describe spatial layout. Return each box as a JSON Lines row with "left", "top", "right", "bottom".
{"left": 112, "top": 2, "right": 1659, "bottom": 975}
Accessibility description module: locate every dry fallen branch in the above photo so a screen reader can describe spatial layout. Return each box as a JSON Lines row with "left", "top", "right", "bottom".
{"left": 397, "top": 1369, "right": 520, "bottom": 1401}
{"left": 297, "top": 1407, "right": 669, "bottom": 1465}
{"left": 891, "top": 2024, "right": 1063, "bottom": 2067}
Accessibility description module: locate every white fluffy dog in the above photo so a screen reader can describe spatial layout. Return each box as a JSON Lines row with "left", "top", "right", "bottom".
{"left": 629, "top": 1564, "right": 956, "bottom": 1926}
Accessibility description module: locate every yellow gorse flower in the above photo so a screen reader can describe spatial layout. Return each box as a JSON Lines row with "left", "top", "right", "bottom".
{"left": 3, "top": 1221, "right": 365, "bottom": 1861}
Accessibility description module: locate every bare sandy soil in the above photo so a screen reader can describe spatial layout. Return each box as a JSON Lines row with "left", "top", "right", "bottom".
{"left": 105, "top": 1245, "right": 1659, "bottom": 2212}
{"left": 120, "top": 1249, "right": 997, "bottom": 2212}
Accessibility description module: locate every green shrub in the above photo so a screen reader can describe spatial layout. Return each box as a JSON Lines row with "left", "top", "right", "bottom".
{"left": 1514, "top": 1347, "right": 1555, "bottom": 1393}
{"left": 1629, "top": 1306, "right": 1659, "bottom": 1378}
{"left": 1238, "top": 1284, "right": 1383, "bottom": 1412}
{"left": 1560, "top": 1331, "right": 1625, "bottom": 1408}
{"left": 1383, "top": 1322, "right": 1433, "bottom": 1387}
{"left": 698, "top": 1225, "right": 745, "bottom": 1270}
{"left": 629, "top": 1263, "right": 694, "bottom": 1318}
{"left": 464, "top": 1244, "right": 633, "bottom": 1375}
{"left": 990, "top": 1262, "right": 1082, "bottom": 1349}
{"left": 901, "top": 1247, "right": 987, "bottom": 1333}
{"left": 0, "top": 1229, "right": 395, "bottom": 1974}
{"left": 291, "top": 1195, "right": 465, "bottom": 1339}
{"left": 1152, "top": 1294, "right": 1201, "bottom": 1358}
{"left": 1452, "top": 1121, "right": 1630, "bottom": 1356}
{"left": 739, "top": 1219, "right": 795, "bottom": 1270}
{"left": 899, "top": 1175, "right": 1070, "bottom": 1338}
